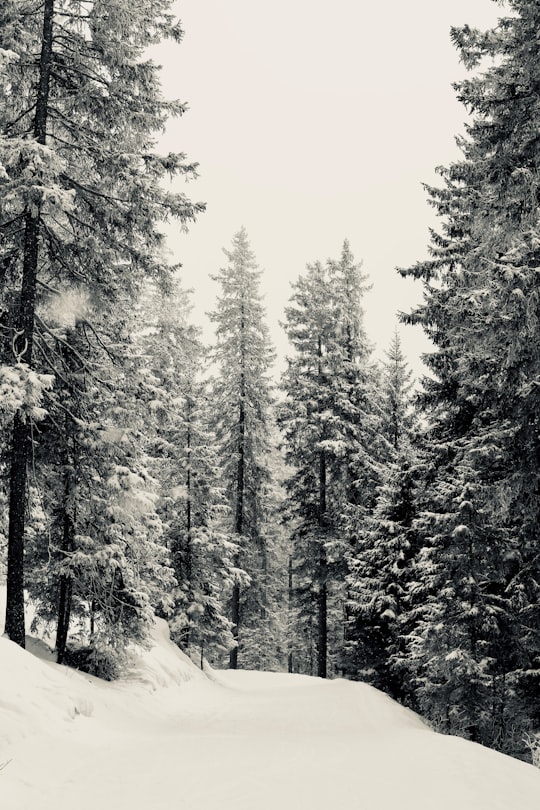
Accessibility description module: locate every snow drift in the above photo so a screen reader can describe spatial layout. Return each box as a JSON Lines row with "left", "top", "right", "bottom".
{"left": 1, "top": 597, "right": 539, "bottom": 810}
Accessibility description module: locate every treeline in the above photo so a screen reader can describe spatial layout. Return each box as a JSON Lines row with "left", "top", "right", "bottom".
{"left": 1, "top": 0, "right": 539, "bottom": 766}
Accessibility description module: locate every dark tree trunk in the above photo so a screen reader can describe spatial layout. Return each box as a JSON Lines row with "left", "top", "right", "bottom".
{"left": 56, "top": 575, "right": 72, "bottom": 664}
{"left": 317, "top": 559, "right": 328, "bottom": 679}
{"left": 5, "top": 0, "right": 54, "bottom": 647}
{"left": 316, "top": 332, "right": 328, "bottom": 679}
{"left": 260, "top": 537, "right": 267, "bottom": 621}
{"left": 235, "top": 390, "right": 245, "bottom": 535}
{"left": 5, "top": 413, "right": 30, "bottom": 646}
{"left": 180, "top": 408, "right": 193, "bottom": 650}
{"left": 229, "top": 582, "right": 240, "bottom": 670}
{"left": 317, "top": 450, "right": 328, "bottom": 679}
{"left": 230, "top": 369, "right": 245, "bottom": 670}
{"left": 55, "top": 513, "right": 74, "bottom": 664}
{"left": 56, "top": 451, "right": 75, "bottom": 664}
{"left": 287, "top": 554, "right": 293, "bottom": 673}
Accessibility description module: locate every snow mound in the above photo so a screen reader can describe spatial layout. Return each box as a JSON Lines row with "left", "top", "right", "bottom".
{"left": 0, "top": 587, "right": 202, "bottom": 756}
{"left": 1, "top": 586, "right": 539, "bottom": 810}
{"left": 0, "top": 635, "right": 95, "bottom": 751}
{"left": 123, "top": 615, "right": 203, "bottom": 691}
{"left": 213, "top": 668, "right": 428, "bottom": 737}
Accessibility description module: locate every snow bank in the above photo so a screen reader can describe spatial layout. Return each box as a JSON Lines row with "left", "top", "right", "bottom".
{"left": 0, "top": 635, "right": 95, "bottom": 751}
{"left": 1, "top": 585, "right": 539, "bottom": 810}
{"left": 124, "top": 614, "right": 202, "bottom": 691}
{"left": 0, "top": 584, "right": 202, "bottom": 755}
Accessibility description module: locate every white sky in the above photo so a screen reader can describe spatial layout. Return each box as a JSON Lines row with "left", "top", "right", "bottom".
{"left": 158, "top": 0, "right": 501, "bottom": 378}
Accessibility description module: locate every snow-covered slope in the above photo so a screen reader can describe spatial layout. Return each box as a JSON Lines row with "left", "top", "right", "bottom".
{"left": 1, "top": 604, "right": 539, "bottom": 810}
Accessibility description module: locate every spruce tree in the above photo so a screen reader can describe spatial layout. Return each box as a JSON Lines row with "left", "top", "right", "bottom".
{"left": 25, "top": 297, "right": 176, "bottom": 675}
{"left": 0, "top": 1, "right": 202, "bottom": 646}
{"left": 346, "top": 330, "right": 419, "bottom": 698}
{"left": 279, "top": 243, "right": 375, "bottom": 678}
{"left": 209, "top": 227, "right": 275, "bottom": 669}
{"left": 137, "top": 280, "right": 236, "bottom": 665}
{"left": 400, "top": 0, "right": 540, "bottom": 757}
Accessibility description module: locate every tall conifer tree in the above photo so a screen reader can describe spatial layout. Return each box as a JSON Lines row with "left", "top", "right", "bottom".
{"left": 25, "top": 295, "right": 176, "bottom": 675}
{"left": 400, "top": 0, "right": 540, "bottom": 756}
{"left": 209, "top": 227, "right": 274, "bottom": 669}
{"left": 0, "top": 1, "right": 202, "bottom": 645}
{"left": 279, "top": 242, "right": 374, "bottom": 678}
{"left": 346, "top": 330, "right": 419, "bottom": 698}
{"left": 137, "top": 280, "right": 236, "bottom": 665}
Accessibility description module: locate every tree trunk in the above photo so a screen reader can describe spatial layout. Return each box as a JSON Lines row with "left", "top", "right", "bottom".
{"left": 317, "top": 449, "right": 328, "bottom": 678}
{"left": 180, "top": 403, "right": 193, "bottom": 650}
{"left": 56, "top": 458, "right": 75, "bottom": 664}
{"left": 56, "top": 573, "right": 72, "bottom": 665}
{"left": 229, "top": 582, "right": 240, "bottom": 669}
{"left": 317, "top": 551, "right": 328, "bottom": 679}
{"left": 56, "top": 573, "right": 73, "bottom": 664}
{"left": 287, "top": 554, "right": 293, "bottom": 673}
{"left": 5, "top": 0, "right": 54, "bottom": 647}
{"left": 5, "top": 413, "right": 30, "bottom": 646}
{"left": 260, "top": 538, "right": 267, "bottom": 621}
{"left": 229, "top": 365, "right": 245, "bottom": 670}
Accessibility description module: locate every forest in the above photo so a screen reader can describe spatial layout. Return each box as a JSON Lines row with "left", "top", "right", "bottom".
{"left": 0, "top": 0, "right": 539, "bottom": 767}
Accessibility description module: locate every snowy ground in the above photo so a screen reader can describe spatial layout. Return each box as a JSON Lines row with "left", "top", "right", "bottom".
{"left": 1, "top": 601, "right": 539, "bottom": 809}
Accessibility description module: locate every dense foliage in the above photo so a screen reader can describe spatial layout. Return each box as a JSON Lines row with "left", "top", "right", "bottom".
{"left": 0, "top": 0, "right": 202, "bottom": 668}
{"left": 208, "top": 228, "right": 277, "bottom": 669}
{"left": 398, "top": 0, "right": 540, "bottom": 758}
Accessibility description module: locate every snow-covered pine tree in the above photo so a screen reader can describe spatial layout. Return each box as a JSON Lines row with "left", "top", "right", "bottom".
{"left": 405, "top": 460, "right": 517, "bottom": 746}
{"left": 378, "top": 330, "right": 415, "bottom": 451}
{"left": 24, "top": 294, "right": 176, "bottom": 676}
{"left": 326, "top": 242, "right": 383, "bottom": 675}
{"left": 0, "top": 0, "right": 203, "bottom": 646}
{"left": 326, "top": 241, "right": 376, "bottom": 513}
{"left": 345, "top": 330, "right": 419, "bottom": 698}
{"left": 400, "top": 0, "right": 540, "bottom": 757}
{"left": 136, "top": 280, "right": 236, "bottom": 665}
{"left": 279, "top": 243, "right": 375, "bottom": 678}
{"left": 209, "top": 228, "right": 275, "bottom": 669}
{"left": 279, "top": 260, "right": 335, "bottom": 677}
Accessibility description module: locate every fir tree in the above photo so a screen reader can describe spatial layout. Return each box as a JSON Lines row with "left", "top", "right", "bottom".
{"left": 279, "top": 243, "right": 375, "bottom": 678}
{"left": 209, "top": 228, "right": 275, "bottom": 669}
{"left": 379, "top": 329, "right": 415, "bottom": 451}
{"left": 346, "top": 331, "right": 419, "bottom": 698}
{"left": 400, "top": 0, "right": 540, "bottom": 757}
{"left": 136, "top": 280, "right": 236, "bottom": 665}
{"left": 239, "top": 421, "right": 289, "bottom": 672}
{"left": 25, "top": 297, "right": 176, "bottom": 675}
{"left": 0, "top": 0, "right": 203, "bottom": 646}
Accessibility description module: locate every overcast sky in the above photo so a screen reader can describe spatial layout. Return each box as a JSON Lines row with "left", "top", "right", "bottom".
{"left": 157, "top": 0, "right": 501, "bottom": 379}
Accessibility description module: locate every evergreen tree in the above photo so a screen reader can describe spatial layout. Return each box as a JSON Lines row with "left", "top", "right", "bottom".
{"left": 136, "top": 280, "right": 236, "bottom": 665}
{"left": 346, "top": 330, "right": 419, "bottom": 698}
{"left": 379, "top": 329, "right": 415, "bottom": 451}
{"left": 279, "top": 243, "right": 375, "bottom": 678}
{"left": 209, "top": 227, "right": 275, "bottom": 669}
{"left": 162, "top": 373, "right": 238, "bottom": 666}
{"left": 0, "top": 0, "right": 202, "bottom": 646}
{"left": 25, "top": 296, "right": 176, "bottom": 676}
{"left": 400, "top": 1, "right": 540, "bottom": 757}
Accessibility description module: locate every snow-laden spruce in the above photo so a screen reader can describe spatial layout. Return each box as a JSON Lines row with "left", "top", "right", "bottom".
{"left": 209, "top": 228, "right": 277, "bottom": 669}
{"left": 0, "top": 0, "right": 202, "bottom": 659}
{"left": 399, "top": 0, "right": 540, "bottom": 758}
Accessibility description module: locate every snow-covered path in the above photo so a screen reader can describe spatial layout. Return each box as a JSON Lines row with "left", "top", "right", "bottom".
{"left": 2, "top": 621, "right": 540, "bottom": 810}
